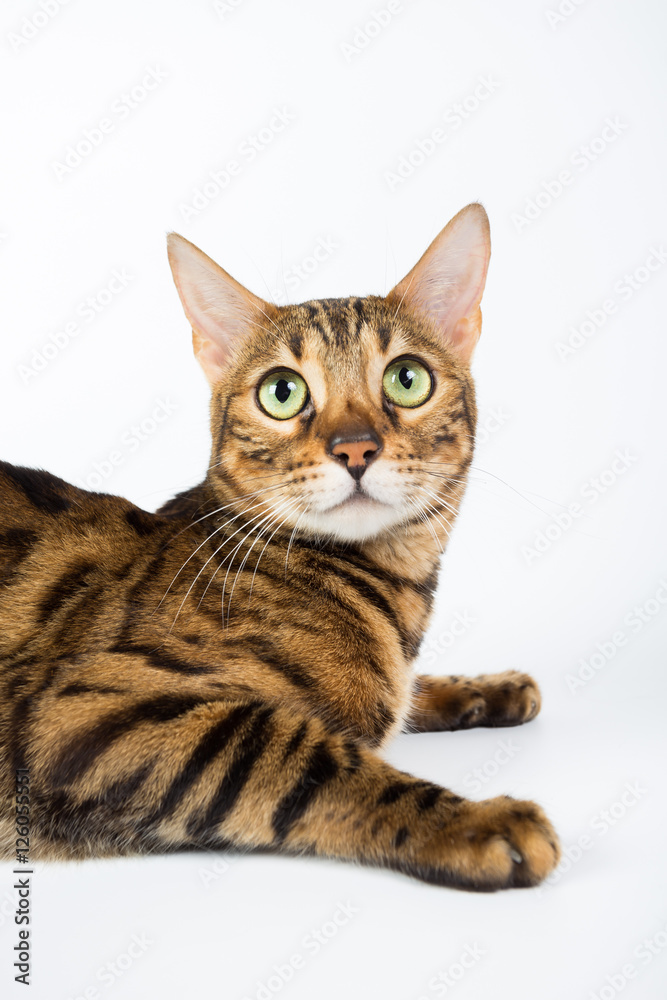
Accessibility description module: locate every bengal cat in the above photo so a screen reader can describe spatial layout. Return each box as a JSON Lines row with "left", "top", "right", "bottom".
{"left": 0, "top": 203, "right": 560, "bottom": 890}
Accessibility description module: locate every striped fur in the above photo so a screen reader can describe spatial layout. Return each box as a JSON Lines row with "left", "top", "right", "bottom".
{"left": 0, "top": 205, "right": 560, "bottom": 890}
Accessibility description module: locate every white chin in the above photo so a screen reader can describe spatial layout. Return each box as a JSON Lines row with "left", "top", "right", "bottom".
{"left": 299, "top": 494, "right": 405, "bottom": 543}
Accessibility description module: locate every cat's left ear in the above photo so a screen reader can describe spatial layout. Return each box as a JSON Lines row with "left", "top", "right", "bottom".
{"left": 387, "top": 203, "right": 491, "bottom": 364}
{"left": 167, "top": 233, "right": 273, "bottom": 386}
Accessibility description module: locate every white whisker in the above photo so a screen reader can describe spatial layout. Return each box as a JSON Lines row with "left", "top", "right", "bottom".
{"left": 284, "top": 502, "right": 311, "bottom": 579}
{"left": 154, "top": 483, "right": 294, "bottom": 611}
{"left": 225, "top": 497, "right": 302, "bottom": 623}
{"left": 165, "top": 492, "right": 291, "bottom": 630}
{"left": 218, "top": 500, "right": 297, "bottom": 627}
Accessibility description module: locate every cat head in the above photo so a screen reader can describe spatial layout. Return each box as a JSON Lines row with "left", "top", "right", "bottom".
{"left": 167, "top": 204, "right": 490, "bottom": 544}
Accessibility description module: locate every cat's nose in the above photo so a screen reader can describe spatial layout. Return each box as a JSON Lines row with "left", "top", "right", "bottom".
{"left": 329, "top": 433, "right": 382, "bottom": 481}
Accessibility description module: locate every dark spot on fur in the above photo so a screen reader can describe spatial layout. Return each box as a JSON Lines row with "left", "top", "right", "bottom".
{"left": 125, "top": 508, "right": 159, "bottom": 536}
{"left": 1, "top": 462, "right": 71, "bottom": 514}
{"left": 393, "top": 826, "right": 410, "bottom": 849}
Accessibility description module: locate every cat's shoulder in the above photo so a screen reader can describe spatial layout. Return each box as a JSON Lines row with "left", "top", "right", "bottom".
{"left": 0, "top": 459, "right": 167, "bottom": 538}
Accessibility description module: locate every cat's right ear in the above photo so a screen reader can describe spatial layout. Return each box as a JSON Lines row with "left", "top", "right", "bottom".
{"left": 167, "top": 233, "right": 273, "bottom": 386}
{"left": 387, "top": 203, "right": 491, "bottom": 365}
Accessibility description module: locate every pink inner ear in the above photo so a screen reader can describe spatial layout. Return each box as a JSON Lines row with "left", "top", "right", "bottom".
{"left": 167, "top": 232, "right": 273, "bottom": 386}
{"left": 192, "top": 331, "right": 228, "bottom": 385}
{"left": 444, "top": 312, "right": 482, "bottom": 364}
{"left": 388, "top": 204, "right": 491, "bottom": 364}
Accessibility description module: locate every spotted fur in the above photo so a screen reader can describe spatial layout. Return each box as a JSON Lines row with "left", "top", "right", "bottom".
{"left": 0, "top": 205, "right": 560, "bottom": 890}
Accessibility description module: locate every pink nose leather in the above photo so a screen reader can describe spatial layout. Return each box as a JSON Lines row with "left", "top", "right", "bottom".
{"left": 331, "top": 439, "right": 379, "bottom": 468}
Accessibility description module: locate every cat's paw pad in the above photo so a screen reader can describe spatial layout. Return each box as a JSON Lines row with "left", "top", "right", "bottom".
{"left": 469, "top": 670, "right": 541, "bottom": 727}
{"left": 424, "top": 795, "right": 560, "bottom": 891}
{"left": 451, "top": 690, "right": 487, "bottom": 727}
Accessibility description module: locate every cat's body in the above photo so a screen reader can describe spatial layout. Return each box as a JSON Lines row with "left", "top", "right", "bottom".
{"left": 0, "top": 205, "right": 560, "bottom": 889}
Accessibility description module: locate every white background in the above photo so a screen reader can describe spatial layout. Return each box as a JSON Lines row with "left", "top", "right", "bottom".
{"left": 1, "top": 0, "right": 667, "bottom": 997}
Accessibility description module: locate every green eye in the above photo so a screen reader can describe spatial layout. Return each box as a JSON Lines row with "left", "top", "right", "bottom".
{"left": 382, "top": 358, "right": 432, "bottom": 408}
{"left": 258, "top": 369, "right": 309, "bottom": 419}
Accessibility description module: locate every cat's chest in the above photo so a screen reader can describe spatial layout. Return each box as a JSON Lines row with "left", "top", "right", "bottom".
{"left": 150, "top": 544, "right": 438, "bottom": 745}
{"left": 166, "top": 543, "right": 436, "bottom": 664}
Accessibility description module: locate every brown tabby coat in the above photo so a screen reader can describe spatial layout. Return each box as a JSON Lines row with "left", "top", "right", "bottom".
{"left": 0, "top": 204, "right": 560, "bottom": 890}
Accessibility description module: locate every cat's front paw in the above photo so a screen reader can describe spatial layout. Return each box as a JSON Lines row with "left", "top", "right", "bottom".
{"left": 466, "top": 669, "right": 541, "bottom": 728}
{"left": 412, "top": 795, "right": 560, "bottom": 891}
{"left": 412, "top": 669, "right": 542, "bottom": 731}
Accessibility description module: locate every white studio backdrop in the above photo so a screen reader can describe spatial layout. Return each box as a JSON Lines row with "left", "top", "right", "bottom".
{"left": 1, "top": 1, "right": 666, "bottom": 998}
